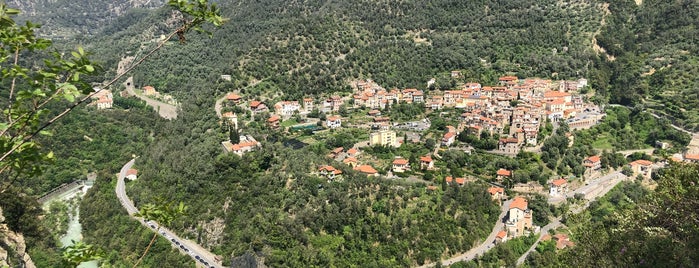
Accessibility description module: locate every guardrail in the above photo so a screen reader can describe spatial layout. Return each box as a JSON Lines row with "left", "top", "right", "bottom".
{"left": 38, "top": 180, "right": 86, "bottom": 204}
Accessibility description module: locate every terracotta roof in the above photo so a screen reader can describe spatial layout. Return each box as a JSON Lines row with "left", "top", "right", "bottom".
{"left": 497, "top": 168, "right": 511, "bottom": 177}
{"left": 420, "top": 155, "right": 433, "bottom": 162}
{"left": 226, "top": 93, "right": 242, "bottom": 100}
{"left": 499, "top": 138, "right": 519, "bottom": 143}
{"left": 488, "top": 186, "right": 505, "bottom": 195}
{"left": 346, "top": 148, "right": 358, "bottom": 155}
{"left": 327, "top": 116, "right": 341, "bottom": 121}
{"left": 393, "top": 158, "right": 409, "bottom": 165}
{"left": 143, "top": 86, "right": 155, "bottom": 91}
{"left": 684, "top": 154, "right": 699, "bottom": 160}
{"left": 354, "top": 165, "right": 377, "bottom": 174}
{"left": 343, "top": 157, "right": 357, "bottom": 164}
{"left": 551, "top": 178, "right": 567, "bottom": 187}
{"left": 332, "top": 147, "right": 344, "bottom": 154}
{"left": 455, "top": 178, "right": 465, "bottom": 185}
{"left": 267, "top": 115, "right": 280, "bottom": 122}
{"left": 230, "top": 141, "right": 259, "bottom": 151}
{"left": 250, "top": 101, "right": 263, "bottom": 108}
{"left": 510, "top": 197, "right": 528, "bottom": 211}
{"left": 426, "top": 185, "right": 438, "bottom": 191}
{"left": 544, "top": 91, "right": 571, "bottom": 98}
{"left": 499, "top": 76, "right": 518, "bottom": 81}
{"left": 443, "top": 132, "right": 456, "bottom": 140}
{"left": 496, "top": 230, "right": 507, "bottom": 239}
{"left": 126, "top": 169, "right": 138, "bottom": 176}
{"left": 630, "top": 159, "right": 653, "bottom": 166}
{"left": 445, "top": 176, "right": 453, "bottom": 183}
{"left": 585, "top": 155, "right": 601, "bottom": 163}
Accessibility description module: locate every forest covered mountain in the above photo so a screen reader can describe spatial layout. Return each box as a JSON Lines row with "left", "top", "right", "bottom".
{"left": 3, "top": 0, "right": 699, "bottom": 267}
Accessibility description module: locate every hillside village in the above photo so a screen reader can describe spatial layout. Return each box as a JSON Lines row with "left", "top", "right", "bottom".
{"left": 90, "top": 71, "right": 689, "bottom": 245}
{"left": 210, "top": 74, "right": 631, "bottom": 241}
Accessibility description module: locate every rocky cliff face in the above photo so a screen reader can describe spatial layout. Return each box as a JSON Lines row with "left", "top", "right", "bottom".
{"left": 0, "top": 208, "right": 36, "bottom": 268}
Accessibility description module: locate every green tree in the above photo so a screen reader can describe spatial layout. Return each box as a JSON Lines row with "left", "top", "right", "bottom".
{"left": 133, "top": 200, "right": 187, "bottom": 268}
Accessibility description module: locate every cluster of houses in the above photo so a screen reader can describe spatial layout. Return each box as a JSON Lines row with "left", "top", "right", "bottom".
{"left": 91, "top": 89, "right": 113, "bottom": 109}
{"left": 351, "top": 80, "right": 425, "bottom": 109}
{"left": 351, "top": 77, "right": 601, "bottom": 156}
{"left": 219, "top": 75, "right": 600, "bottom": 159}
{"left": 321, "top": 147, "right": 380, "bottom": 179}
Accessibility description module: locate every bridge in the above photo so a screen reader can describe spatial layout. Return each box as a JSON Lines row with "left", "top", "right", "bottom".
{"left": 38, "top": 178, "right": 95, "bottom": 204}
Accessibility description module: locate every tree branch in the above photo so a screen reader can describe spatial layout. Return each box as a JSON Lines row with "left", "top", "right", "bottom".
{"left": 0, "top": 24, "right": 187, "bottom": 169}
{"left": 7, "top": 46, "right": 19, "bottom": 124}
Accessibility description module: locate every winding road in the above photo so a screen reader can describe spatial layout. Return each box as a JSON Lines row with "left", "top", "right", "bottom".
{"left": 419, "top": 199, "right": 513, "bottom": 267}
{"left": 116, "top": 159, "right": 222, "bottom": 268}
{"left": 516, "top": 171, "right": 627, "bottom": 266}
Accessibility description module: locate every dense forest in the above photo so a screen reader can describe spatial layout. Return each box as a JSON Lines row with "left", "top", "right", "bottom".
{"left": 590, "top": 0, "right": 699, "bottom": 130}
{"left": 2, "top": 0, "right": 697, "bottom": 267}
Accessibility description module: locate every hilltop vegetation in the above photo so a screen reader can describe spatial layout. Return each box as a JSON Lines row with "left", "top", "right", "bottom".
{"left": 591, "top": 0, "right": 699, "bottom": 130}
{"left": 70, "top": 0, "right": 606, "bottom": 98}
{"left": 4, "top": 0, "right": 698, "bottom": 266}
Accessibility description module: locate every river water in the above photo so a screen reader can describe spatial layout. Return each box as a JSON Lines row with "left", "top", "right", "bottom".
{"left": 45, "top": 187, "right": 98, "bottom": 268}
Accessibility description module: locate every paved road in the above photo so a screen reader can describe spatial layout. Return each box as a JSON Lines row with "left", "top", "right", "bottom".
{"left": 515, "top": 219, "right": 562, "bottom": 265}
{"left": 125, "top": 87, "right": 178, "bottom": 120}
{"left": 419, "top": 199, "right": 513, "bottom": 267}
{"left": 116, "top": 159, "right": 222, "bottom": 268}
{"left": 516, "top": 171, "right": 627, "bottom": 265}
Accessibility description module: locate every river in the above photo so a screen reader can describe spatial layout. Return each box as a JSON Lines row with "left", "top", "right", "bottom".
{"left": 44, "top": 186, "right": 98, "bottom": 268}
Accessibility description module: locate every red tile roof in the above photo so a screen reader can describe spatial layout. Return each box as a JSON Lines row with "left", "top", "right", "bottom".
{"left": 510, "top": 197, "right": 528, "bottom": 211}
{"left": 392, "top": 158, "right": 409, "bottom": 165}
{"left": 496, "top": 230, "right": 507, "bottom": 239}
{"left": 343, "top": 157, "right": 357, "bottom": 164}
{"left": 250, "top": 101, "right": 263, "bottom": 108}
{"left": 499, "top": 76, "right": 518, "bottom": 81}
{"left": 685, "top": 154, "right": 699, "bottom": 160}
{"left": 585, "top": 155, "right": 601, "bottom": 163}
{"left": 488, "top": 186, "right": 505, "bottom": 195}
{"left": 354, "top": 165, "right": 378, "bottom": 174}
{"left": 544, "top": 91, "right": 571, "bottom": 98}
{"left": 126, "top": 169, "right": 138, "bottom": 176}
{"left": 346, "top": 148, "right": 358, "bottom": 155}
{"left": 420, "top": 155, "right": 433, "bottom": 162}
{"left": 267, "top": 115, "right": 280, "bottom": 122}
{"left": 551, "top": 178, "right": 567, "bottom": 187}
{"left": 445, "top": 176, "right": 453, "bottom": 183}
{"left": 226, "top": 93, "right": 242, "bottom": 100}
{"left": 455, "top": 178, "right": 465, "bottom": 185}
{"left": 497, "top": 168, "right": 511, "bottom": 177}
